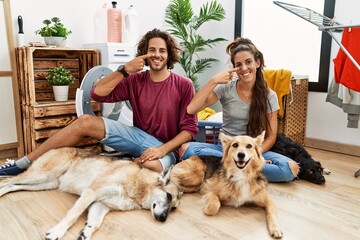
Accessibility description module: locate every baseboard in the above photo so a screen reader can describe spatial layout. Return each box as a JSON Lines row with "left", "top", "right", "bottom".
{"left": 0, "top": 143, "right": 18, "bottom": 160}
{"left": 305, "top": 138, "right": 360, "bottom": 157}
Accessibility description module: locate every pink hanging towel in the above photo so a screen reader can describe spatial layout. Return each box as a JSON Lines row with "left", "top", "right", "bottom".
{"left": 333, "top": 27, "right": 360, "bottom": 92}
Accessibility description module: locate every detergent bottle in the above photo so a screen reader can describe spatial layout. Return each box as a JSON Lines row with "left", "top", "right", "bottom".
{"left": 107, "top": 1, "right": 122, "bottom": 42}
{"left": 123, "top": 4, "right": 140, "bottom": 44}
{"left": 93, "top": 3, "right": 109, "bottom": 43}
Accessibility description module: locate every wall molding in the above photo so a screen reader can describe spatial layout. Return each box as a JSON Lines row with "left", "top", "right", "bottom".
{"left": 0, "top": 142, "right": 18, "bottom": 160}
{"left": 305, "top": 138, "right": 360, "bottom": 157}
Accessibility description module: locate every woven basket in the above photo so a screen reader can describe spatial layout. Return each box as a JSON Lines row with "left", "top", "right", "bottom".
{"left": 277, "top": 78, "right": 308, "bottom": 145}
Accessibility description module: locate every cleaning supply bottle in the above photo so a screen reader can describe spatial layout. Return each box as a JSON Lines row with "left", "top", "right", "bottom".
{"left": 93, "top": 3, "right": 109, "bottom": 43}
{"left": 124, "top": 4, "right": 140, "bottom": 44}
{"left": 107, "top": 1, "right": 122, "bottom": 42}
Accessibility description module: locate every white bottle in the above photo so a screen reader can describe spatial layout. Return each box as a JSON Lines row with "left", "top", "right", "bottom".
{"left": 93, "top": 3, "right": 109, "bottom": 43}
{"left": 124, "top": 4, "right": 140, "bottom": 44}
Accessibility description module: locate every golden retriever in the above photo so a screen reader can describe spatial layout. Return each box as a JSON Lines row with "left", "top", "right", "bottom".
{"left": 0, "top": 147, "right": 181, "bottom": 240}
{"left": 172, "top": 132, "right": 283, "bottom": 239}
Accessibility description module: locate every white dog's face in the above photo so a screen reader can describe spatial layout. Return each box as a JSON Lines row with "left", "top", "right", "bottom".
{"left": 151, "top": 183, "right": 181, "bottom": 222}
{"left": 150, "top": 166, "right": 182, "bottom": 222}
{"left": 220, "top": 132, "right": 265, "bottom": 171}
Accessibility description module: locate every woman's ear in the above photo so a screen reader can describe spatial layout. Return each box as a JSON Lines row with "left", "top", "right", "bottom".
{"left": 256, "top": 59, "right": 261, "bottom": 68}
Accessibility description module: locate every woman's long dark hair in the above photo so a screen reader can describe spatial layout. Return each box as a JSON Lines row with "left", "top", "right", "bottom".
{"left": 136, "top": 28, "right": 181, "bottom": 69}
{"left": 226, "top": 38, "right": 271, "bottom": 137}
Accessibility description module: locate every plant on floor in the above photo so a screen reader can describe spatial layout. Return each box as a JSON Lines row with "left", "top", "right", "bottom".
{"left": 47, "top": 66, "right": 75, "bottom": 86}
{"left": 35, "top": 17, "right": 72, "bottom": 38}
{"left": 165, "top": 0, "right": 227, "bottom": 91}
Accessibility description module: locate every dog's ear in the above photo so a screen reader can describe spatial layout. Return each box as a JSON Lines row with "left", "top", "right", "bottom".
{"left": 161, "top": 165, "right": 173, "bottom": 185}
{"left": 219, "top": 132, "right": 232, "bottom": 148}
{"left": 255, "top": 131, "right": 266, "bottom": 146}
{"left": 178, "top": 187, "right": 184, "bottom": 197}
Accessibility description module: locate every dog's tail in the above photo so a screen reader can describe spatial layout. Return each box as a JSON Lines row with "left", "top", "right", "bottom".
{"left": 171, "top": 156, "right": 206, "bottom": 193}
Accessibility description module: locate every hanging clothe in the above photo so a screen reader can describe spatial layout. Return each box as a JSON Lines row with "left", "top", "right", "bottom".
{"left": 326, "top": 78, "right": 360, "bottom": 128}
{"left": 264, "top": 69, "right": 292, "bottom": 117}
{"left": 333, "top": 27, "right": 360, "bottom": 92}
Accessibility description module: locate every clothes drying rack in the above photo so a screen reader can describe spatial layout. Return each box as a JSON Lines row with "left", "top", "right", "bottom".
{"left": 273, "top": 1, "right": 360, "bottom": 71}
{"left": 273, "top": 1, "right": 360, "bottom": 178}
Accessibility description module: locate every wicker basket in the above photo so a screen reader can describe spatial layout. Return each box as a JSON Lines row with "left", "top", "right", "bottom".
{"left": 277, "top": 78, "right": 308, "bottom": 145}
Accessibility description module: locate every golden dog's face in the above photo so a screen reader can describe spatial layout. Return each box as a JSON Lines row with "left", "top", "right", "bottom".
{"left": 220, "top": 132, "right": 265, "bottom": 171}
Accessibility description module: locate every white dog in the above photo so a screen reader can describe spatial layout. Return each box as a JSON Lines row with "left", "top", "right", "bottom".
{"left": 0, "top": 147, "right": 181, "bottom": 240}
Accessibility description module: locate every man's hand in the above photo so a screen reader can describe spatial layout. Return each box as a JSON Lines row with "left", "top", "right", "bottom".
{"left": 124, "top": 54, "right": 153, "bottom": 74}
{"left": 138, "top": 146, "right": 167, "bottom": 163}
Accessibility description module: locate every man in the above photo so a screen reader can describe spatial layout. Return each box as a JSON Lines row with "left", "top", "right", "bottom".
{"left": 0, "top": 28, "right": 198, "bottom": 176}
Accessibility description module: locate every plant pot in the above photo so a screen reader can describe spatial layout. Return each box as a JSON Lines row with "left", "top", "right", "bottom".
{"left": 52, "top": 85, "right": 69, "bottom": 101}
{"left": 44, "top": 37, "right": 67, "bottom": 47}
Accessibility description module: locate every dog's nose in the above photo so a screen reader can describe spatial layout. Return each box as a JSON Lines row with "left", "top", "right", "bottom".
{"left": 318, "top": 176, "right": 326, "bottom": 184}
{"left": 156, "top": 212, "right": 168, "bottom": 222}
{"left": 237, "top": 152, "right": 245, "bottom": 160}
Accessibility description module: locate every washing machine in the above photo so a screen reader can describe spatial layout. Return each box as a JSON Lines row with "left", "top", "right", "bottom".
{"left": 77, "top": 43, "right": 135, "bottom": 151}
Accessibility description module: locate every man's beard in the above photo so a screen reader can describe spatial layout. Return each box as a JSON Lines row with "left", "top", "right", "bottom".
{"left": 148, "top": 59, "right": 167, "bottom": 72}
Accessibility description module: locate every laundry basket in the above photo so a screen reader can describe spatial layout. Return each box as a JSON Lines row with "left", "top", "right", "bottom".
{"left": 196, "top": 120, "right": 222, "bottom": 144}
{"left": 277, "top": 78, "right": 308, "bottom": 145}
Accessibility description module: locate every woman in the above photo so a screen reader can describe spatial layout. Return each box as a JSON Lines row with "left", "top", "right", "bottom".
{"left": 180, "top": 37, "right": 299, "bottom": 182}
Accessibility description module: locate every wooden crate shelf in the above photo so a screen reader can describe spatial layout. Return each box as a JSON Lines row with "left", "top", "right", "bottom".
{"left": 16, "top": 47, "right": 100, "bottom": 106}
{"left": 15, "top": 47, "right": 102, "bottom": 155}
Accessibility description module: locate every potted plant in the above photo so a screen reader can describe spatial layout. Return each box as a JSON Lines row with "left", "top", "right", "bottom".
{"left": 47, "top": 66, "right": 75, "bottom": 101}
{"left": 35, "top": 17, "right": 72, "bottom": 47}
{"left": 165, "top": 0, "right": 227, "bottom": 91}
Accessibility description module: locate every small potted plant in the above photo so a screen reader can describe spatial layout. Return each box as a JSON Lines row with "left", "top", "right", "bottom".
{"left": 35, "top": 17, "right": 72, "bottom": 47}
{"left": 47, "top": 66, "right": 75, "bottom": 101}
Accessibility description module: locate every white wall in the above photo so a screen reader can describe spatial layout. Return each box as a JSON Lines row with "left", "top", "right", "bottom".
{"left": 9, "top": 0, "right": 234, "bottom": 111}
{"left": 9, "top": 0, "right": 234, "bottom": 75}
{"left": 240, "top": 0, "right": 360, "bottom": 146}
{"left": 8, "top": 0, "right": 360, "bottom": 147}
{"left": 306, "top": 0, "right": 360, "bottom": 146}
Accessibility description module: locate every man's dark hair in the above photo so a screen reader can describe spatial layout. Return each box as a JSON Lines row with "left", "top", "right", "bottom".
{"left": 136, "top": 28, "right": 181, "bottom": 69}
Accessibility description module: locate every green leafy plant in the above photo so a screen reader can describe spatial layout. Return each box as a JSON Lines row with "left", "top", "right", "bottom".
{"left": 47, "top": 66, "right": 75, "bottom": 86}
{"left": 35, "top": 17, "right": 72, "bottom": 39}
{"left": 165, "top": 0, "right": 227, "bottom": 91}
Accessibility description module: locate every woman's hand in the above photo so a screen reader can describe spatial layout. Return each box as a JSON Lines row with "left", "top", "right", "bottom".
{"left": 211, "top": 67, "right": 239, "bottom": 84}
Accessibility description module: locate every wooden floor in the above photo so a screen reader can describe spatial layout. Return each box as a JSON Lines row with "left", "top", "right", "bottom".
{"left": 0, "top": 148, "right": 359, "bottom": 240}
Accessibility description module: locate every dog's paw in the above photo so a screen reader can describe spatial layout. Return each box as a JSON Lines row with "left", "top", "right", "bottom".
{"left": 203, "top": 204, "right": 219, "bottom": 216}
{"left": 202, "top": 193, "right": 221, "bottom": 216}
{"left": 78, "top": 230, "right": 88, "bottom": 240}
{"left": 202, "top": 200, "right": 221, "bottom": 216}
{"left": 45, "top": 227, "right": 66, "bottom": 240}
{"left": 78, "top": 224, "right": 94, "bottom": 240}
{"left": 323, "top": 168, "right": 331, "bottom": 175}
{"left": 270, "top": 227, "right": 283, "bottom": 239}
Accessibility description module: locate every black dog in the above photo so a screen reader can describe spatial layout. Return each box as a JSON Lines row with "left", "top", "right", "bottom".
{"left": 270, "top": 134, "right": 326, "bottom": 184}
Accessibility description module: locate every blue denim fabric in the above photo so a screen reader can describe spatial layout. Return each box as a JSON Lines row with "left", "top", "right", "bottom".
{"left": 181, "top": 142, "right": 295, "bottom": 182}
{"left": 100, "top": 117, "right": 176, "bottom": 171}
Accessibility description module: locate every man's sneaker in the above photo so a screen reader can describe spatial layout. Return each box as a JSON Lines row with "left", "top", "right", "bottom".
{"left": 0, "top": 159, "right": 25, "bottom": 177}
